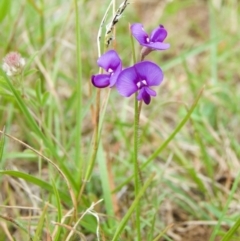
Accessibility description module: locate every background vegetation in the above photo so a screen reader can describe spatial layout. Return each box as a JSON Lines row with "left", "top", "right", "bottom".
{"left": 0, "top": 0, "right": 240, "bottom": 240}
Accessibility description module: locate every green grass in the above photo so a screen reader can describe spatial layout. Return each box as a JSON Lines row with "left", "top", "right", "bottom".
{"left": 0, "top": 0, "right": 240, "bottom": 240}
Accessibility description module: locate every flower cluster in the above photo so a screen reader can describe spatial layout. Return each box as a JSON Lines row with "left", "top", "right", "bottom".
{"left": 92, "top": 23, "right": 169, "bottom": 105}
{"left": 2, "top": 52, "right": 25, "bottom": 76}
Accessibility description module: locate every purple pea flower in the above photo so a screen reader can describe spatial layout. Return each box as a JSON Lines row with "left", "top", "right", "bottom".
{"left": 116, "top": 61, "right": 163, "bottom": 105}
{"left": 131, "top": 23, "right": 170, "bottom": 59}
{"left": 92, "top": 50, "right": 122, "bottom": 88}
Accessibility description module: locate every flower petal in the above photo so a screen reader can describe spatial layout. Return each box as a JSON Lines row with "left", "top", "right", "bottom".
{"left": 116, "top": 66, "right": 138, "bottom": 97}
{"left": 134, "top": 61, "right": 164, "bottom": 86}
{"left": 109, "top": 63, "right": 122, "bottom": 87}
{"left": 150, "top": 25, "right": 168, "bottom": 42}
{"left": 145, "top": 87, "right": 156, "bottom": 97}
{"left": 142, "top": 42, "right": 170, "bottom": 50}
{"left": 97, "top": 50, "right": 121, "bottom": 72}
{"left": 91, "top": 74, "right": 110, "bottom": 88}
{"left": 131, "top": 23, "right": 149, "bottom": 45}
{"left": 137, "top": 87, "right": 151, "bottom": 105}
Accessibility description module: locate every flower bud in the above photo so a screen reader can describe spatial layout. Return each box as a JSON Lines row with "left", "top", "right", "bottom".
{"left": 2, "top": 52, "right": 25, "bottom": 76}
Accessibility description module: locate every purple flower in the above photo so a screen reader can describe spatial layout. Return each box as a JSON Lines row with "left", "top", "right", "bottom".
{"left": 131, "top": 23, "right": 170, "bottom": 50}
{"left": 92, "top": 50, "right": 122, "bottom": 88}
{"left": 116, "top": 61, "right": 163, "bottom": 105}
{"left": 131, "top": 23, "right": 170, "bottom": 59}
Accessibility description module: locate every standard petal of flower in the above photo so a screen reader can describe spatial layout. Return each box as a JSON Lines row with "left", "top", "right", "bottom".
{"left": 91, "top": 74, "right": 110, "bottom": 88}
{"left": 143, "top": 42, "right": 170, "bottom": 50}
{"left": 150, "top": 25, "right": 168, "bottom": 42}
{"left": 131, "top": 23, "right": 149, "bottom": 45}
{"left": 116, "top": 66, "right": 138, "bottom": 97}
{"left": 134, "top": 61, "right": 163, "bottom": 86}
{"left": 109, "top": 63, "right": 122, "bottom": 87}
{"left": 137, "top": 87, "right": 151, "bottom": 105}
{"left": 97, "top": 50, "right": 121, "bottom": 71}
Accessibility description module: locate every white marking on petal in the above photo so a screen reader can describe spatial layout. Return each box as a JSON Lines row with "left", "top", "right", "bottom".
{"left": 136, "top": 80, "right": 148, "bottom": 88}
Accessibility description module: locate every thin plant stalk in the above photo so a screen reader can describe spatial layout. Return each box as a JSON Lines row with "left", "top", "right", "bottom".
{"left": 77, "top": 0, "right": 112, "bottom": 202}
{"left": 63, "top": 0, "right": 83, "bottom": 231}
{"left": 74, "top": 0, "right": 83, "bottom": 178}
{"left": 83, "top": 88, "right": 101, "bottom": 182}
{"left": 40, "top": 0, "right": 45, "bottom": 51}
{"left": 130, "top": 25, "right": 141, "bottom": 240}
{"left": 134, "top": 93, "right": 141, "bottom": 240}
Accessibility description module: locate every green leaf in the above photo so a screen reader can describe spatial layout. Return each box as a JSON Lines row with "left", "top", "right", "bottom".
{"left": 23, "top": 52, "right": 39, "bottom": 76}
{"left": 0, "top": 76, "right": 13, "bottom": 98}
{"left": 23, "top": 68, "right": 39, "bottom": 77}
{"left": 221, "top": 217, "right": 240, "bottom": 241}
{"left": 0, "top": 170, "right": 70, "bottom": 204}
{"left": 52, "top": 179, "right": 63, "bottom": 241}
{"left": 41, "top": 91, "right": 50, "bottom": 106}
{"left": 98, "top": 142, "right": 116, "bottom": 229}
{"left": 0, "top": 0, "right": 11, "bottom": 22}
{"left": 209, "top": 171, "right": 240, "bottom": 241}
{"left": 35, "top": 79, "right": 42, "bottom": 103}
{"left": 33, "top": 203, "right": 48, "bottom": 241}
{"left": 0, "top": 127, "right": 5, "bottom": 163}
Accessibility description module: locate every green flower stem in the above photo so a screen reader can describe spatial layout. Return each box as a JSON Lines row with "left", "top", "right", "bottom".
{"left": 130, "top": 25, "right": 141, "bottom": 240}
{"left": 134, "top": 93, "right": 141, "bottom": 240}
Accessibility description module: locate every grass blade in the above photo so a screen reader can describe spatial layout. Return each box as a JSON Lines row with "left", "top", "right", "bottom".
{"left": 33, "top": 203, "right": 48, "bottom": 241}
{"left": 111, "top": 173, "right": 155, "bottom": 241}
{"left": 0, "top": 127, "right": 5, "bottom": 163}
{"left": 221, "top": 217, "right": 240, "bottom": 241}
{"left": 0, "top": 170, "right": 70, "bottom": 203}
{"left": 52, "top": 179, "right": 63, "bottom": 241}
{"left": 209, "top": 171, "right": 240, "bottom": 241}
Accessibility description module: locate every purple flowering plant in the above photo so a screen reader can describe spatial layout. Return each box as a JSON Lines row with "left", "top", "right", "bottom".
{"left": 91, "top": 20, "right": 169, "bottom": 239}
{"left": 91, "top": 23, "right": 169, "bottom": 105}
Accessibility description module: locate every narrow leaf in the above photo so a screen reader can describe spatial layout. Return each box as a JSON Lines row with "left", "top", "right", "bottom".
{"left": 221, "top": 217, "right": 240, "bottom": 241}
{"left": 52, "top": 179, "right": 63, "bottom": 241}
{"left": 33, "top": 203, "right": 48, "bottom": 241}
{"left": 0, "top": 0, "right": 11, "bottom": 22}
{"left": 0, "top": 127, "right": 5, "bottom": 163}
{"left": 111, "top": 174, "right": 155, "bottom": 241}
{"left": 0, "top": 170, "right": 70, "bottom": 203}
